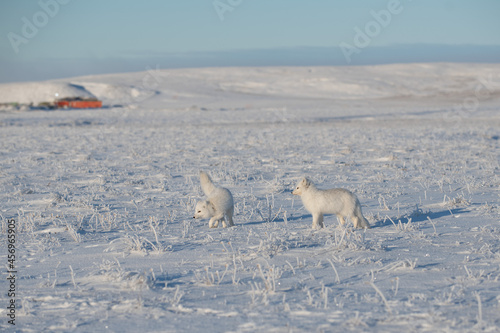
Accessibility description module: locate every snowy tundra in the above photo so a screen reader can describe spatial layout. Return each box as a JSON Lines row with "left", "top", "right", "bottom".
{"left": 0, "top": 63, "right": 500, "bottom": 332}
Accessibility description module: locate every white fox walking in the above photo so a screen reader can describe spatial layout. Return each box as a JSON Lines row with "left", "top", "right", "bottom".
{"left": 292, "top": 177, "right": 370, "bottom": 229}
{"left": 193, "top": 171, "right": 234, "bottom": 228}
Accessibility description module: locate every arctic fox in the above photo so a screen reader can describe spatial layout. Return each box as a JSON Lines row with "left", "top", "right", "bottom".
{"left": 193, "top": 171, "right": 234, "bottom": 228}
{"left": 292, "top": 177, "right": 370, "bottom": 229}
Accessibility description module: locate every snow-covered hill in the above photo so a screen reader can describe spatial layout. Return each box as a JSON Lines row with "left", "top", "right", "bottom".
{"left": 0, "top": 64, "right": 499, "bottom": 332}
{"left": 2, "top": 63, "right": 500, "bottom": 108}
{"left": 0, "top": 82, "right": 96, "bottom": 105}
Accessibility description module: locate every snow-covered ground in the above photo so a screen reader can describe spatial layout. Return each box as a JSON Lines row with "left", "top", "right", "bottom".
{"left": 1, "top": 63, "right": 500, "bottom": 332}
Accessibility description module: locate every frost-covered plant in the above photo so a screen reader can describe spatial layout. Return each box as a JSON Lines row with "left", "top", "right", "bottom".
{"left": 95, "top": 212, "right": 120, "bottom": 231}
{"left": 105, "top": 234, "right": 161, "bottom": 254}
{"left": 195, "top": 265, "right": 230, "bottom": 286}
{"left": 327, "top": 226, "right": 369, "bottom": 251}
{"left": 256, "top": 263, "right": 281, "bottom": 292}
{"left": 256, "top": 194, "right": 283, "bottom": 223}
{"left": 65, "top": 221, "right": 81, "bottom": 243}
{"left": 256, "top": 233, "right": 287, "bottom": 258}
{"left": 385, "top": 215, "right": 419, "bottom": 233}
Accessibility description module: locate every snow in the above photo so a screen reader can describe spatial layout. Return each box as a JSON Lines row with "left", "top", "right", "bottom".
{"left": 1, "top": 63, "right": 500, "bottom": 332}
{"left": 0, "top": 82, "right": 96, "bottom": 105}
{"left": 3, "top": 63, "right": 500, "bottom": 108}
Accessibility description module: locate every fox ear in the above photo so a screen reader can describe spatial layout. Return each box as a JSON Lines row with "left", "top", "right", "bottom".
{"left": 302, "top": 177, "right": 311, "bottom": 188}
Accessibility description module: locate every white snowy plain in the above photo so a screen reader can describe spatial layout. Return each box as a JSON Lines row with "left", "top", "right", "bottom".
{"left": 1, "top": 63, "right": 500, "bottom": 332}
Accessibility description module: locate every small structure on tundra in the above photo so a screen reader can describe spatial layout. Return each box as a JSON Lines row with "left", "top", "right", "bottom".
{"left": 55, "top": 97, "right": 102, "bottom": 109}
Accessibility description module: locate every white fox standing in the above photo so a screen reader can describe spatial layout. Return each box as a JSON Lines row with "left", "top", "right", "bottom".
{"left": 193, "top": 171, "right": 234, "bottom": 228}
{"left": 292, "top": 177, "right": 370, "bottom": 229}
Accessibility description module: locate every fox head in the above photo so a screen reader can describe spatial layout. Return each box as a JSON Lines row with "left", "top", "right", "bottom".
{"left": 292, "top": 177, "right": 311, "bottom": 196}
{"left": 193, "top": 200, "right": 214, "bottom": 219}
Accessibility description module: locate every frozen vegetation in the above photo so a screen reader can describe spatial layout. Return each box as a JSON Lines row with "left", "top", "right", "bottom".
{"left": 1, "top": 63, "right": 500, "bottom": 332}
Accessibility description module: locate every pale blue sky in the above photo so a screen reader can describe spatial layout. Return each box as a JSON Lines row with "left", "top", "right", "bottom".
{"left": 1, "top": 0, "right": 499, "bottom": 82}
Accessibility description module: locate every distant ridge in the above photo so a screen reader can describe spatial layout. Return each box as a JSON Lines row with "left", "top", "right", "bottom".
{"left": 1, "top": 44, "right": 499, "bottom": 83}
{"left": 1, "top": 63, "right": 499, "bottom": 108}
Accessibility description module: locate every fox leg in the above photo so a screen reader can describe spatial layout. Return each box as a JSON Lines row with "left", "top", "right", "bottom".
{"left": 209, "top": 217, "right": 218, "bottom": 228}
{"left": 221, "top": 210, "right": 235, "bottom": 228}
{"left": 313, "top": 213, "right": 324, "bottom": 229}
{"left": 225, "top": 209, "right": 234, "bottom": 227}
{"left": 336, "top": 215, "right": 346, "bottom": 226}
{"left": 209, "top": 212, "right": 225, "bottom": 228}
{"left": 352, "top": 216, "right": 359, "bottom": 228}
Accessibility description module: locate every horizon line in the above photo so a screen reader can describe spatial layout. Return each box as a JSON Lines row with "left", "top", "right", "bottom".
{"left": 1, "top": 44, "right": 499, "bottom": 84}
